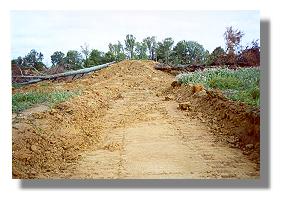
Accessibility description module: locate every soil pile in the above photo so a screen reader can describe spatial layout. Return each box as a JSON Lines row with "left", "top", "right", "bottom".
{"left": 12, "top": 60, "right": 171, "bottom": 178}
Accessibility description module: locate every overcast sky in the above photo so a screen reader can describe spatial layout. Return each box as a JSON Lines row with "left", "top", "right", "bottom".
{"left": 11, "top": 10, "right": 259, "bottom": 66}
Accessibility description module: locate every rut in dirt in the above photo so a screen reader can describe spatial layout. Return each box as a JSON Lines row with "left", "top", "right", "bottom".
{"left": 69, "top": 72, "right": 259, "bottom": 179}
{"left": 12, "top": 60, "right": 260, "bottom": 179}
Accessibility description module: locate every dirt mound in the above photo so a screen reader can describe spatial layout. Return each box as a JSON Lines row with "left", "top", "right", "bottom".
{"left": 12, "top": 90, "right": 110, "bottom": 178}
{"left": 162, "top": 83, "right": 260, "bottom": 162}
{"left": 44, "top": 65, "right": 66, "bottom": 75}
{"left": 12, "top": 60, "right": 172, "bottom": 178}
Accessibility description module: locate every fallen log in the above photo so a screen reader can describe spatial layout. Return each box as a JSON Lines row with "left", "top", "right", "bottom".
{"left": 13, "top": 61, "right": 115, "bottom": 85}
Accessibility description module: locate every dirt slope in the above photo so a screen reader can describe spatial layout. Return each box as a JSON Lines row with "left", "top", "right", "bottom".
{"left": 12, "top": 60, "right": 259, "bottom": 179}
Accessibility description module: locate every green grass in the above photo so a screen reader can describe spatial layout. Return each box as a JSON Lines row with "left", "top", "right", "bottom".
{"left": 177, "top": 67, "right": 260, "bottom": 107}
{"left": 12, "top": 84, "right": 24, "bottom": 89}
{"left": 12, "top": 90, "right": 78, "bottom": 113}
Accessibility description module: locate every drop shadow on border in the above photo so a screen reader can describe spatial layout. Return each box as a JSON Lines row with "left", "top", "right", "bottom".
{"left": 19, "top": 20, "right": 270, "bottom": 189}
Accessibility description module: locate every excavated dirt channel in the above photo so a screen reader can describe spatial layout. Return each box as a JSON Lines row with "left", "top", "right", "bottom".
{"left": 12, "top": 60, "right": 259, "bottom": 179}
{"left": 69, "top": 88, "right": 259, "bottom": 179}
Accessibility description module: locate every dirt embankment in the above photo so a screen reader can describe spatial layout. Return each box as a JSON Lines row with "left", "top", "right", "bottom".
{"left": 12, "top": 60, "right": 260, "bottom": 179}
{"left": 12, "top": 60, "right": 170, "bottom": 178}
{"left": 162, "top": 82, "right": 260, "bottom": 162}
{"left": 12, "top": 91, "right": 110, "bottom": 178}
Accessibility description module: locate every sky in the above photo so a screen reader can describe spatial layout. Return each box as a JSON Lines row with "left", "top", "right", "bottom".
{"left": 11, "top": 10, "right": 260, "bottom": 66}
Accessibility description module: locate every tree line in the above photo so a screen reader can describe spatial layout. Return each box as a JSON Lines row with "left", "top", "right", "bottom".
{"left": 11, "top": 26, "right": 260, "bottom": 71}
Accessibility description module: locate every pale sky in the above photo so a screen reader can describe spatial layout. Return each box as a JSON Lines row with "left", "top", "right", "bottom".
{"left": 11, "top": 10, "right": 260, "bottom": 66}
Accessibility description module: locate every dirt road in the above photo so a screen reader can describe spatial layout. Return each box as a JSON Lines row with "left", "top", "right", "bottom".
{"left": 12, "top": 60, "right": 259, "bottom": 179}
{"left": 69, "top": 83, "right": 258, "bottom": 179}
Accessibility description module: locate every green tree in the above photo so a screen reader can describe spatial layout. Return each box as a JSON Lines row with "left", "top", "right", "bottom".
{"left": 172, "top": 40, "right": 188, "bottom": 64}
{"left": 156, "top": 38, "right": 174, "bottom": 64}
{"left": 143, "top": 36, "right": 157, "bottom": 60}
{"left": 64, "top": 50, "right": 83, "bottom": 70}
{"left": 124, "top": 34, "right": 136, "bottom": 59}
{"left": 135, "top": 42, "right": 148, "bottom": 59}
{"left": 206, "top": 46, "right": 226, "bottom": 65}
{"left": 22, "top": 49, "right": 46, "bottom": 71}
{"left": 23, "top": 49, "right": 43, "bottom": 66}
{"left": 88, "top": 49, "right": 105, "bottom": 66}
{"left": 171, "top": 41, "right": 209, "bottom": 65}
{"left": 103, "top": 51, "right": 116, "bottom": 63}
{"left": 50, "top": 51, "right": 65, "bottom": 66}
{"left": 108, "top": 41, "right": 126, "bottom": 61}
{"left": 186, "top": 41, "right": 208, "bottom": 64}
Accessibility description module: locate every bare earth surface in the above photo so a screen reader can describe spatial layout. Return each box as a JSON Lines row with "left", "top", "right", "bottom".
{"left": 12, "top": 60, "right": 259, "bottom": 179}
{"left": 69, "top": 87, "right": 258, "bottom": 179}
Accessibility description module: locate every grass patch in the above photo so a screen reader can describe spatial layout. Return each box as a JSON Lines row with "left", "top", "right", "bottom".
{"left": 12, "top": 83, "right": 24, "bottom": 89}
{"left": 12, "top": 90, "right": 78, "bottom": 113}
{"left": 177, "top": 67, "right": 260, "bottom": 107}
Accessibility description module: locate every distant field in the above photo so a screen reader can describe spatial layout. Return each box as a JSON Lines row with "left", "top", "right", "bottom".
{"left": 177, "top": 67, "right": 260, "bottom": 107}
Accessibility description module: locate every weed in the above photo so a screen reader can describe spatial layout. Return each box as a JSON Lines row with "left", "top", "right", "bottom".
{"left": 177, "top": 67, "right": 260, "bottom": 107}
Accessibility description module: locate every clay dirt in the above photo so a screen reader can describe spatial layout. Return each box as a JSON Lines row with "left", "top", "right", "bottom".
{"left": 12, "top": 60, "right": 260, "bottom": 179}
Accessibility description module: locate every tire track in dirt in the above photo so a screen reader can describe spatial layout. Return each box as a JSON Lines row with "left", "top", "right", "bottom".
{"left": 70, "top": 87, "right": 259, "bottom": 179}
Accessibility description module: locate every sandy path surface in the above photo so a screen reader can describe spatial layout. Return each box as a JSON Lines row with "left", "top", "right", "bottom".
{"left": 70, "top": 87, "right": 259, "bottom": 179}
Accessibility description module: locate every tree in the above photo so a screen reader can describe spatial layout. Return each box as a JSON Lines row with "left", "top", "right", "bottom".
{"left": 12, "top": 56, "right": 24, "bottom": 66}
{"left": 249, "top": 39, "right": 260, "bottom": 49}
{"left": 64, "top": 50, "right": 83, "bottom": 70}
{"left": 171, "top": 41, "right": 208, "bottom": 65}
{"left": 80, "top": 43, "right": 91, "bottom": 67}
{"left": 23, "top": 49, "right": 43, "bottom": 66}
{"left": 186, "top": 41, "right": 208, "bottom": 64}
{"left": 88, "top": 49, "right": 105, "bottom": 66}
{"left": 143, "top": 36, "right": 157, "bottom": 60}
{"left": 104, "top": 51, "right": 116, "bottom": 63}
{"left": 22, "top": 49, "right": 46, "bottom": 71}
{"left": 51, "top": 51, "right": 65, "bottom": 66}
{"left": 108, "top": 41, "right": 126, "bottom": 61}
{"left": 172, "top": 40, "right": 188, "bottom": 64}
{"left": 206, "top": 46, "right": 226, "bottom": 65}
{"left": 224, "top": 26, "right": 244, "bottom": 54}
{"left": 156, "top": 37, "right": 174, "bottom": 64}
{"left": 135, "top": 42, "right": 148, "bottom": 59}
{"left": 124, "top": 34, "right": 136, "bottom": 59}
